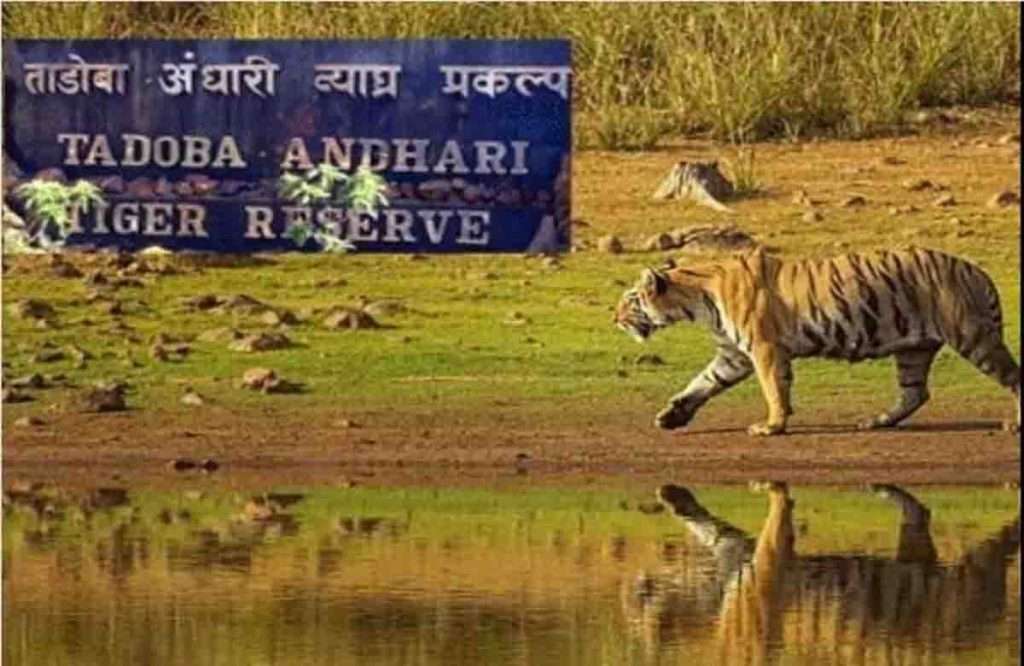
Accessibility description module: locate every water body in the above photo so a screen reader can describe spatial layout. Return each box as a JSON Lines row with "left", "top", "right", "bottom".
{"left": 2, "top": 483, "right": 1018, "bottom": 665}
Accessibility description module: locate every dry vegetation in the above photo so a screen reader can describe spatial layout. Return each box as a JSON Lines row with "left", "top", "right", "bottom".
{"left": 2, "top": 2, "right": 1019, "bottom": 147}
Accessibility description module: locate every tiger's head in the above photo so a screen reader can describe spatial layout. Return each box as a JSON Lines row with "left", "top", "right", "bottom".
{"left": 614, "top": 264, "right": 676, "bottom": 342}
{"left": 615, "top": 260, "right": 708, "bottom": 342}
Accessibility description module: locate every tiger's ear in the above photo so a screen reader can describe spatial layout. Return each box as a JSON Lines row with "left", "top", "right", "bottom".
{"left": 642, "top": 269, "right": 668, "bottom": 296}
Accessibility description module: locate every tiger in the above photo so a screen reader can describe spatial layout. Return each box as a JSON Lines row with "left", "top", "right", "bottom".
{"left": 613, "top": 246, "right": 1020, "bottom": 436}
{"left": 623, "top": 482, "right": 1020, "bottom": 662}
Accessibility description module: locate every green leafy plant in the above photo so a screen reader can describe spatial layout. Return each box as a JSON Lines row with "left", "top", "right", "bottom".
{"left": 278, "top": 164, "right": 389, "bottom": 252}
{"left": 5, "top": 179, "right": 105, "bottom": 252}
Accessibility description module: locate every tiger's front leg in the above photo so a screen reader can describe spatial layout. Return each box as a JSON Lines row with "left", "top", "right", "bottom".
{"left": 748, "top": 345, "right": 792, "bottom": 437}
{"left": 656, "top": 347, "right": 753, "bottom": 430}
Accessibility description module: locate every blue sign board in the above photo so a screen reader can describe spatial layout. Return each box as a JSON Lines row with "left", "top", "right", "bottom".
{"left": 2, "top": 39, "right": 571, "bottom": 253}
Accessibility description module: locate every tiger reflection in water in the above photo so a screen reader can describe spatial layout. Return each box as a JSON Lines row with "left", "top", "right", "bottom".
{"left": 623, "top": 483, "right": 1020, "bottom": 664}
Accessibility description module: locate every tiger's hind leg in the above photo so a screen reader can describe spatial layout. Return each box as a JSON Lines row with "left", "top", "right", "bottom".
{"left": 952, "top": 334, "right": 1021, "bottom": 433}
{"left": 858, "top": 345, "right": 940, "bottom": 430}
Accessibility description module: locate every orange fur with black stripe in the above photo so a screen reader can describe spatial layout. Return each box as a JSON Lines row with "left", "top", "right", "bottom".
{"left": 614, "top": 246, "right": 1020, "bottom": 436}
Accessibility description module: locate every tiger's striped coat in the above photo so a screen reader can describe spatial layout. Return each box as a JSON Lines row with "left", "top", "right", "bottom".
{"left": 613, "top": 247, "right": 1020, "bottom": 436}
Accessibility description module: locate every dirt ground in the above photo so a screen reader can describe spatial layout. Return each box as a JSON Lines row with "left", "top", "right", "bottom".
{"left": 3, "top": 110, "right": 1021, "bottom": 490}
{"left": 3, "top": 403, "right": 1019, "bottom": 489}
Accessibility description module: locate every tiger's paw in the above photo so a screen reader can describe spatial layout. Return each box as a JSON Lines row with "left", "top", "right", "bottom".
{"left": 747, "top": 422, "right": 785, "bottom": 437}
{"left": 857, "top": 414, "right": 897, "bottom": 431}
{"left": 655, "top": 405, "right": 695, "bottom": 431}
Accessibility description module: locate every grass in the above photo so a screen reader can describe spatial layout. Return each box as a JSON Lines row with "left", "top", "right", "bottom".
{"left": 2, "top": 121, "right": 1020, "bottom": 433}
{"left": 2, "top": 3, "right": 1019, "bottom": 148}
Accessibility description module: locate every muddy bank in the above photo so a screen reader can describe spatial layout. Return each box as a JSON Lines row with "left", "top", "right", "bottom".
{"left": 3, "top": 406, "right": 1018, "bottom": 489}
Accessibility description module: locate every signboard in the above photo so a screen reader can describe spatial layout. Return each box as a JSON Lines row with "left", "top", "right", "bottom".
{"left": 2, "top": 39, "right": 571, "bottom": 253}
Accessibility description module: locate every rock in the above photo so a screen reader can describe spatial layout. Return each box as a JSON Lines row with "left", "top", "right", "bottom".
{"left": 503, "top": 311, "right": 529, "bottom": 326}
{"left": 362, "top": 301, "right": 405, "bottom": 318}
{"left": 198, "top": 327, "right": 245, "bottom": 343}
{"left": 31, "top": 349, "right": 65, "bottom": 363}
{"left": 14, "top": 416, "right": 44, "bottom": 428}
{"left": 933, "top": 193, "right": 956, "bottom": 208}
{"left": 77, "top": 383, "right": 127, "bottom": 412}
{"left": 239, "top": 368, "right": 301, "bottom": 394}
{"left": 51, "top": 262, "right": 83, "bottom": 279}
{"left": 397, "top": 181, "right": 417, "bottom": 200}
{"left": 221, "top": 294, "right": 267, "bottom": 314}
{"left": 34, "top": 167, "right": 66, "bottom": 183}
{"left": 181, "top": 389, "right": 206, "bottom": 406}
{"left": 96, "top": 175, "right": 125, "bottom": 194}
{"left": 168, "top": 458, "right": 198, "bottom": 472}
{"left": 802, "top": 210, "right": 823, "bottom": 223}
{"left": 240, "top": 367, "right": 277, "bottom": 391}
{"left": 98, "top": 300, "right": 123, "bottom": 316}
{"left": 85, "top": 270, "right": 109, "bottom": 286}
{"left": 839, "top": 195, "right": 867, "bottom": 208}
{"left": 217, "top": 179, "right": 248, "bottom": 196}
{"left": 634, "top": 353, "right": 666, "bottom": 366}
{"left": 242, "top": 499, "right": 277, "bottom": 521}
{"left": 997, "top": 132, "right": 1019, "bottom": 145}
{"left": 260, "top": 309, "right": 299, "bottom": 326}
{"left": 10, "top": 373, "right": 47, "bottom": 389}
{"left": 67, "top": 345, "right": 92, "bottom": 364}
{"left": 791, "top": 189, "right": 814, "bottom": 206}
{"left": 987, "top": 190, "right": 1020, "bottom": 208}
{"left": 416, "top": 179, "right": 451, "bottom": 201}
{"left": 154, "top": 177, "right": 174, "bottom": 197}
{"left": 182, "top": 294, "right": 224, "bottom": 311}
{"left": 889, "top": 205, "right": 920, "bottom": 216}
{"left": 229, "top": 332, "right": 292, "bottom": 352}
{"left": 597, "top": 235, "right": 624, "bottom": 254}
{"left": 86, "top": 487, "right": 129, "bottom": 509}
{"left": 671, "top": 224, "right": 758, "bottom": 253}
{"left": 126, "top": 177, "right": 156, "bottom": 198}
{"left": 323, "top": 308, "right": 379, "bottom": 330}
{"left": 11, "top": 299, "right": 54, "bottom": 320}
{"left": 495, "top": 188, "right": 522, "bottom": 206}
{"left": 184, "top": 174, "right": 217, "bottom": 196}
{"left": 902, "top": 178, "right": 943, "bottom": 192}
{"left": 643, "top": 233, "right": 676, "bottom": 252}
{"left": 2, "top": 387, "right": 33, "bottom": 403}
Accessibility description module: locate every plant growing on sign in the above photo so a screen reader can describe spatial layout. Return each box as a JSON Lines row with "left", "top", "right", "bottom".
{"left": 4, "top": 179, "right": 105, "bottom": 253}
{"left": 278, "top": 164, "right": 389, "bottom": 252}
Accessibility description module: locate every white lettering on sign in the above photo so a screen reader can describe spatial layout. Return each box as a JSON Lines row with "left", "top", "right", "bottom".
{"left": 279, "top": 137, "right": 530, "bottom": 175}
{"left": 235, "top": 206, "right": 494, "bottom": 247}
{"left": 456, "top": 210, "right": 490, "bottom": 245}
{"left": 24, "top": 54, "right": 129, "bottom": 96}
{"left": 313, "top": 64, "right": 401, "bottom": 98}
{"left": 440, "top": 65, "right": 570, "bottom": 100}
{"left": 56, "top": 134, "right": 247, "bottom": 169}
{"left": 75, "top": 202, "right": 209, "bottom": 237}
{"left": 159, "top": 52, "right": 280, "bottom": 98}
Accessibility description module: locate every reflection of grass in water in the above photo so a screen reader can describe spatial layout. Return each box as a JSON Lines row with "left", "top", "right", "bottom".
{"left": 4, "top": 485, "right": 1017, "bottom": 666}
{"left": 5, "top": 485, "right": 1016, "bottom": 560}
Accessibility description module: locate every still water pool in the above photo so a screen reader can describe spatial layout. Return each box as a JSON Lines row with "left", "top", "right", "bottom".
{"left": 2, "top": 482, "right": 1019, "bottom": 665}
